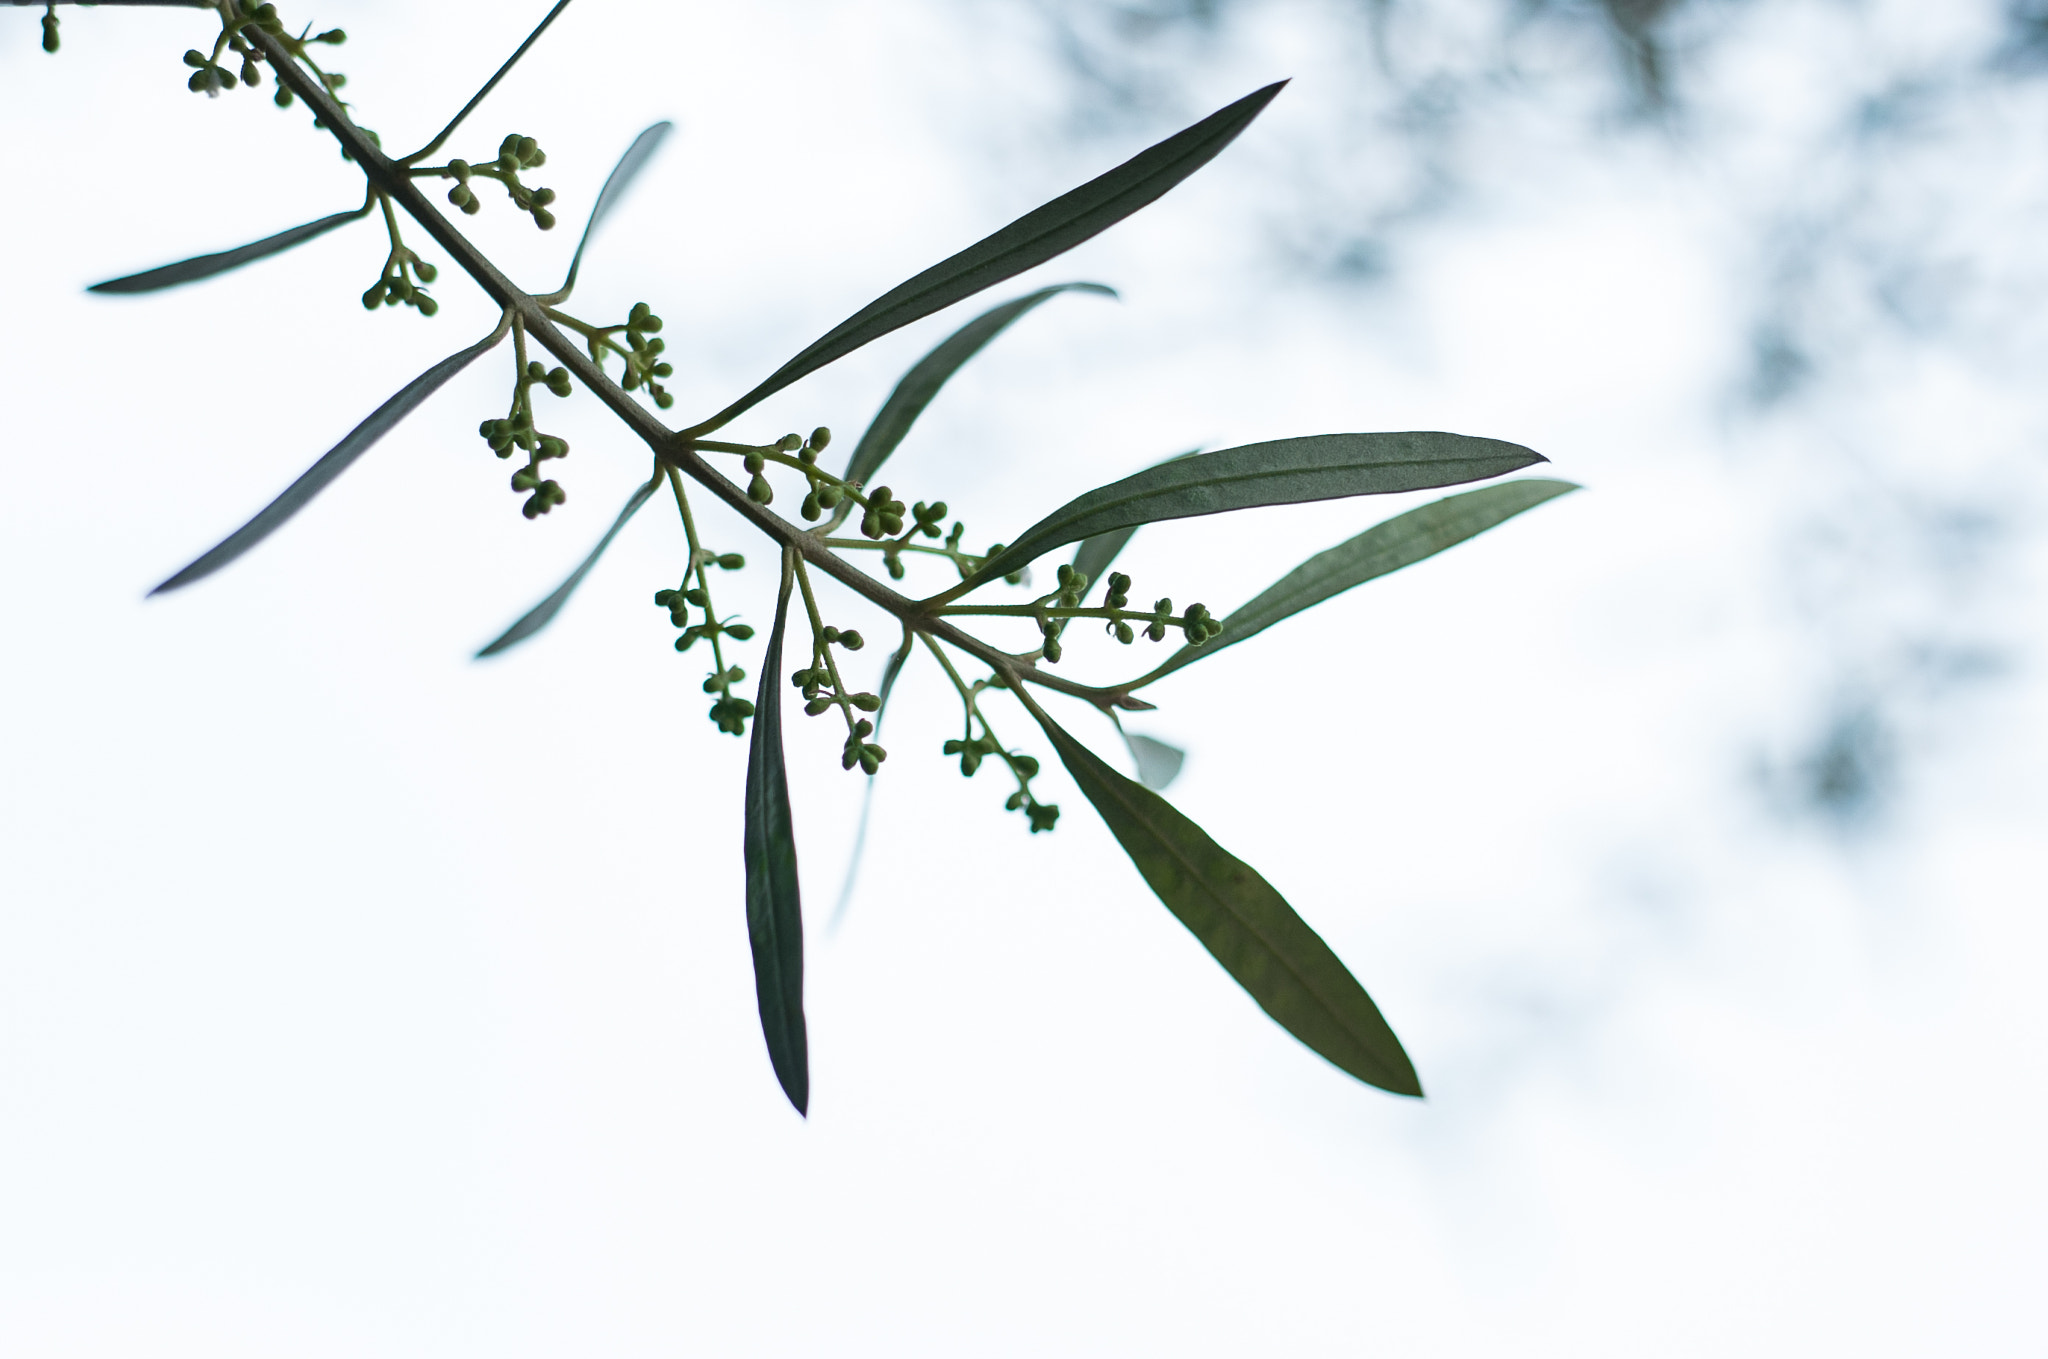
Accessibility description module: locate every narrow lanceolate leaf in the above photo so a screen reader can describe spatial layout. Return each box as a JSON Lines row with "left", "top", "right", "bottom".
{"left": 842, "top": 283, "right": 1117, "bottom": 490}
{"left": 150, "top": 329, "right": 504, "bottom": 595}
{"left": 1122, "top": 731, "right": 1186, "bottom": 790}
{"left": 958, "top": 431, "right": 1545, "bottom": 591}
{"left": 1029, "top": 705, "right": 1421, "bottom": 1095}
{"left": 475, "top": 476, "right": 661, "bottom": 658}
{"left": 560, "top": 121, "right": 672, "bottom": 293}
{"left": 1069, "top": 448, "right": 1200, "bottom": 587}
{"left": 827, "top": 631, "right": 915, "bottom": 934}
{"left": 1133, "top": 478, "right": 1580, "bottom": 689}
{"left": 744, "top": 555, "right": 809, "bottom": 1114}
{"left": 88, "top": 208, "right": 367, "bottom": 294}
{"left": 700, "top": 82, "right": 1286, "bottom": 430}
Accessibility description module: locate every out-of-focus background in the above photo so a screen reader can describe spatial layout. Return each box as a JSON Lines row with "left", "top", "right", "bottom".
{"left": 2, "top": 1, "right": 2043, "bottom": 1353}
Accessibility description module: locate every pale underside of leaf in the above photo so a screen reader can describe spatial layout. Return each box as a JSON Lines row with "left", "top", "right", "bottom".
{"left": 1132, "top": 477, "right": 1580, "bottom": 688}
{"left": 1029, "top": 704, "right": 1421, "bottom": 1095}
{"left": 87, "top": 207, "right": 368, "bottom": 295}
{"left": 840, "top": 282, "right": 1117, "bottom": 494}
{"left": 698, "top": 81, "right": 1286, "bottom": 431}
{"left": 475, "top": 475, "right": 661, "bottom": 658}
{"left": 959, "top": 431, "right": 1546, "bottom": 590}
{"left": 560, "top": 121, "right": 672, "bottom": 293}
{"left": 744, "top": 554, "right": 809, "bottom": 1115}
{"left": 150, "top": 329, "right": 506, "bottom": 595}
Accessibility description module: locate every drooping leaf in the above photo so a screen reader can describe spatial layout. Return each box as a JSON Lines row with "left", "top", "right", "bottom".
{"left": 951, "top": 431, "right": 1545, "bottom": 594}
{"left": 1131, "top": 478, "right": 1579, "bottom": 689}
{"left": 1069, "top": 448, "right": 1200, "bottom": 587}
{"left": 87, "top": 207, "right": 368, "bottom": 295}
{"left": 841, "top": 283, "right": 1117, "bottom": 491}
{"left": 1123, "top": 731, "right": 1186, "bottom": 790}
{"left": 560, "top": 121, "right": 673, "bottom": 293}
{"left": 1028, "top": 703, "right": 1421, "bottom": 1095}
{"left": 475, "top": 475, "right": 661, "bottom": 658}
{"left": 743, "top": 553, "right": 809, "bottom": 1115}
{"left": 696, "top": 82, "right": 1286, "bottom": 431}
{"left": 827, "top": 631, "right": 915, "bottom": 935}
{"left": 150, "top": 329, "right": 505, "bottom": 595}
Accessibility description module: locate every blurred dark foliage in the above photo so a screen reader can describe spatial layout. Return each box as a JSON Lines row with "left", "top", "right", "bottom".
{"left": 1021, "top": 0, "right": 2048, "bottom": 827}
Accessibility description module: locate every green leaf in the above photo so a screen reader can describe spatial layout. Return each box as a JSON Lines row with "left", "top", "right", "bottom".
{"left": 697, "top": 82, "right": 1286, "bottom": 431}
{"left": 1122, "top": 731, "right": 1185, "bottom": 790}
{"left": 953, "top": 431, "right": 1545, "bottom": 593}
{"left": 1132, "top": 478, "right": 1580, "bottom": 688}
{"left": 88, "top": 207, "right": 368, "bottom": 295}
{"left": 1028, "top": 703, "right": 1421, "bottom": 1095}
{"left": 1069, "top": 448, "right": 1200, "bottom": 587}
{"left": 474, "top": 475, "right": 661, "bottom": 658}
{"left": 559, "top": 121, "right": 672, "bottom": 293}
{"left": 150, "top": 328, "right": 506, "bottom": 596}
{"left": 841, "top": 283, "right": 1117, "bottom": 491}
{"left": 826, "top": 631, "right": 915, "bottom": 935}
{"left": 744, "top": 553, "right": 809, "bottom": 1115}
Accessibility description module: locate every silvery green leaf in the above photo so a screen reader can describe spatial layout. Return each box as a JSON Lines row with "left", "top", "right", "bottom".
{"left": 743, "top": 555, "right": 809, "bottom": 1114}
{"left": 560, "top": 122, "right": 672, "bottom": 293}
{"left": 151, "top": 329, "right": 505, "bottom": 595}
{"left": 698, "top": 82, "right": 1285, "bottom": 430}
{"left": 88, "top": 208, "right": 366, "bottom": 294}
{"left": 1130, "top": 478, "right": 1580, "bottom": 688}
{"left": 953, "top": 432, "right": 1545, "bottom": 592}
{"left": 475, "top": 475, "right": 661, "bottom": 658}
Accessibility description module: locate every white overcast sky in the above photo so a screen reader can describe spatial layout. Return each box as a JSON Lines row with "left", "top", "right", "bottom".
{"left": 2, "top": 1, "right": 2044, "bottom": 1355}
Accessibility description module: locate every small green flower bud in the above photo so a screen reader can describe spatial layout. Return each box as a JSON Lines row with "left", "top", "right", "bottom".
{"left": 854, "top": 719, "right": 873, "bottom": 739}
{"left": 717, "top": 553, "right": 745, "bottom": 570}
{"left": 683, "top": 588, "right": 708, "bottom": 606}
{"left": 515, "top": 135, "right": 539, "bottom": 162}
{"left": 547, "top": 368, "right": 573, "bottom": 397}
{"left": 533, "top": 208, "right": 556, "bottom": 230}
{"left": 651, "top": 362, "right": 673, "bottom": 379}
{"left": 184, "top": 50, "right": 208, "bottom": 69}
{"left": 362, "top": 284, "right": 385, "bottom": 310}
{"left": 817, "top": 485, "right": 842, "bottom": 509}
{"left": 274, "top": 87, "right": 294, "bottom": 108}
{"left": 417, "top": 295, "right": 439, "bottom": 316}
{"left": 654, "top": 391, "right": 675, "bottom": 409}
{"left": 1005, "top": 791, "right": 1027, "bottom": 811}
{"left": 727, "top": 624, "right": 756, "bottom": 641}
{"left": 809, "top": 426, "right": 831, "bottom": 450}
{"left": 1014, "top": 756, "right": 1040, "bottom": 779}
{"left": 674, "top": 631, "right": 698, "bottom": 652}
{"left": 1027, "top": 803, "right": 1060, "bottom": 834}
{"left": 747, "top": 475, "right": 773, "bottom": 504}
{"left": 800, "top": 491, "right": 821, "bottom": 521}
{"left": 414, "top": 261, "right": 438, "bottom": 283}
{"left": 654, "top": 589, "right": 677, "bottom": 607}
{"left": 449, "top": 159, "right": 471, "bottom": 181}
{"left": 315, "top": 27, "right": 346, "bottom": 43}
{"left": 1042, "top": 635, "right": 1063, "bottom": 663}
{"left": 851, "top": 693, "right": 880, "bottom": 712}
{"left": 1114, "top": 621, "right": 1135, "bottom": 644}
{"left": 459, "top": 195, "right": 482, "bottom": 216}
{"left": 241, "top": 60, "right": 261, "bottom": 87}
{"left": 822, "top": 627, "right": 841, "bottom": 643}
{"left": 839, "top": 631, "right": 864, "bottom": 651}
{"left": 1145, "top": 621, "right": 1167, "bottom": 642}
{"left": 743, "top": 452, "right": 765, "bottom": 475}
{"left": 858, "top": 750, "right": 880, "bottom": 776}
{"left": 805, "top": 698, "right": 832, "bottom": 717}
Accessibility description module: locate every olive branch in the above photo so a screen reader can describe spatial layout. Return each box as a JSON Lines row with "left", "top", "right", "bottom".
{"left": 32, "top": 0, "right": 1581, "bottom": 1115}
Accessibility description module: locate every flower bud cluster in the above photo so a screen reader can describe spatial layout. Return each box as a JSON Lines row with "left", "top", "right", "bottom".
{"left": 436, "top": 135, "right": 556, "bottom": 229}
{"left": 615, "top": 303, "right": 673, "bottom": 410}
{"left": 654, "top": 581, "right": 753, "bottom": 654}
{"left": 1100, "top": 572, "right": 1136, "bottom": 643}
{"left": 1138, "top": 597, "right": 1221, "bottom": 645}
{"left": 363, "top": 245, "right": 438, "bottom": 316}
{"left": 858, "top": 484, "right": 907, "bottom": 539}
{"left": 480, "top": 356, "right": 577, "bottom": 519}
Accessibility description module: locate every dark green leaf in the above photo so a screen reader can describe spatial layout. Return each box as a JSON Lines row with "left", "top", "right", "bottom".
{"left": 1029, "top": 703, "right": 1420, "bottom": 1095}
{"left": 560, "top": 121, "right": 672, "bottom": 293}
{"left": 1123, "top": 731, "right": 1185, "bottom": 790}
{"left": 150, "top": 329, "right": 504, "bottom": 595}
{"left": 698, "top": 82, "right": 1285, "bottom": 431}
{"left": 827, "top": 631, "right": 915, "bottom": 935}
{"left": 955, "top": 431, "right": 1545, "bottom": 592}
{"left": 475, "top": 475, "right": 661, "bottom": 658}
{"left": 1069, "top": 448, "right": 1200, "bottom": 587}
{"left": 88, "top": 207, "right": 367, "bottom": 294}
{"left": 744, "top": 554, "right": 809, "bottom": 1115}
{"left": 841, "top": 283, "right": 1116, "bottom": 490}
{"left": 1132, "top": 478, "right": 1579, "bottom": 688}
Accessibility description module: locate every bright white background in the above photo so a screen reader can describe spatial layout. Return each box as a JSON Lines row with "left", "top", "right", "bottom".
{"left": 2, "top": 2, "right": 2043, "bottom": 1354}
